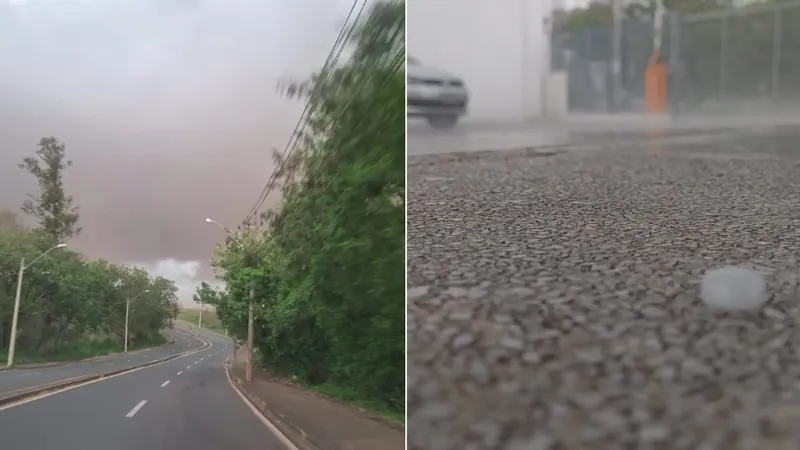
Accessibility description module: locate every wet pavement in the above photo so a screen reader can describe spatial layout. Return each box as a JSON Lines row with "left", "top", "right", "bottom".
{"left": 0, "top": 324, "right": 203, "bottom": 398}
{"left": 407, "top": 126, "right": 800, "bottom": 449}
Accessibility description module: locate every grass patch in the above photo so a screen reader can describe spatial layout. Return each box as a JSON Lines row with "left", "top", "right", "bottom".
{"left": 178, "top": 308, "right": 226, "bottom": 335}
{"left": 0, "top": 334, "right": 167, "bottom": 366}
{"left": 251, "top": 352, "right": 404, "bottom": 425}
{"left": 304, "top": 381, "right": 405, "bottom": 425}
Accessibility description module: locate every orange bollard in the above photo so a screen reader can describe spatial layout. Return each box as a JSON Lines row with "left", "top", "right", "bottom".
{"left": 645, "top": 50, "right": 668, "bottom": 115}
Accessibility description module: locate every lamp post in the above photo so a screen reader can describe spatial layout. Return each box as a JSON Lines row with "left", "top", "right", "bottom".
{"left": 7, "top": 243, "right": 68, "bottom": 368}
{"left": 124, "top": 289, "right": 150, "bottom": 353}
{"left": 205, "top": 217, "right": 254, "bottom": 382}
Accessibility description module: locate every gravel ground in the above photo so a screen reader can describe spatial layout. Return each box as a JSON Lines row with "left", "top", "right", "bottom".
{"left": 407, "top": 137, "right": 800, "bottom": 450}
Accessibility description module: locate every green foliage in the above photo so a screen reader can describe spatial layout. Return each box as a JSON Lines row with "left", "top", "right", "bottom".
{"left": 558, "top": 0, "right": 800, "bottom": 100}
{"left": 19, "top": 137, "right": 81, "bottom": 241}
{"left": 0, "top": 137, "right": 180, "bottom": 362}
{"left": 557, "top": 0, "right": 738, "bottom": 29}
{"left": 192, "top": 281, "right": 224, "bottom": 306}
{"left": 211, "top": 0, "right": 404, "bottom": 416}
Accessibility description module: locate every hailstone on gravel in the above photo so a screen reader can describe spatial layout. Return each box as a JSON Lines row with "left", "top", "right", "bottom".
{"left": 701, "top": 266, "right": 767, "bottom": 311}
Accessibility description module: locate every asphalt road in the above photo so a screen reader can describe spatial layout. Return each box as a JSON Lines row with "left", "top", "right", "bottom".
{"left": 0, "top": 327, "right": 288, "bottom": 450}
{"left": 407, "top": 126, "right": 800, "bottom": 449}
{"left": 0, "top": 323, "right": 203, "bottom": 396}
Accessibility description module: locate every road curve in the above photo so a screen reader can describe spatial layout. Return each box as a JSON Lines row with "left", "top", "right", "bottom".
{"left": 0, "top": 328, "right": 288, "bottom": 450}
{"left": 0, "top": 323, "right": 203, "bottom": 397}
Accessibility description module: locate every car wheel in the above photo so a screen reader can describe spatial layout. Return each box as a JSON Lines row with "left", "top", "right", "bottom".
{"left": 427, "top": 115, "right": 459, "bottom": 130}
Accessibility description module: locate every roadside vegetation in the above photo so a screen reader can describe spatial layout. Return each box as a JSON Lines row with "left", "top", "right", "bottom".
{"left": 195, "top": 0, "right": 404, "bottom": 422}
{"left": 0, "top": 137, "right": 180, "bottom": 365}
{"left": 177, "top": 304, "right": 226, "bottom": 336}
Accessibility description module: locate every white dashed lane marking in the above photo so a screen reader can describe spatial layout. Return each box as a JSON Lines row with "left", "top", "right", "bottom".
{"left": 161, "top": 380, "right": 170, "bottom": 388}
{"left": 125, "top": 400, "right": 147, "bottom": 418}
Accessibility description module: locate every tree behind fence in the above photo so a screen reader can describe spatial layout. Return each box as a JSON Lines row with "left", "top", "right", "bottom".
{"left": 552, "top": 1, "right": 800, "bottom": 114}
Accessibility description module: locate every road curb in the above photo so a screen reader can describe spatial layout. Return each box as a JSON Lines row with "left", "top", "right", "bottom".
{"left": 0, "top": 335, "right": 210, "bottom": 408}
{"left": 407, "top": 129, "right": 750, "bottom": 165}
{"left": 225, "top": 364, "right": 319, "bottom": 450}
{"left": 0, "top": 333, "right": 177, "bottom": 371}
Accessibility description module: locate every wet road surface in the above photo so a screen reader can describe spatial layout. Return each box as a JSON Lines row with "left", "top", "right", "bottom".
{"left": 0, "top": 328, "right": 288, "bottom": 450}
{"left": 407, "top": 126, "right": 800, "bottom": 449}
{"left": 0, "top": 324, "right": 203, "bottom": 398}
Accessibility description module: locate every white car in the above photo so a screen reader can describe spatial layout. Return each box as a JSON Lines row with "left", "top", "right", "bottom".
{"left": 407, "top": 56, "right": 469, "bottom": 130}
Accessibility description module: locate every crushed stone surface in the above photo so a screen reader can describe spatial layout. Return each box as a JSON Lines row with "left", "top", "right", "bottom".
{"left": 407, "top": 142, "right": 800, "bottom": 450}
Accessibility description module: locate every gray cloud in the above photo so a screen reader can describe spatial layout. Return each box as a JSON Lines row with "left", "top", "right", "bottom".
{"left": 0, "top": 0, "right": 354, "bottom": 287}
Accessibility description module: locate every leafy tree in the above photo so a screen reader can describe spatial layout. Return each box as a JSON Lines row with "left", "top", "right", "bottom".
{"left": 557, "top": 0, "right": 800, "bottom": 101}
{"left": 192, "top": 281, "right": 225, "bottom": 309}
{"left": 211, "top": 0, "right": 405, "bottom": 416}
{"left": 1, "top": 137, "right": 180, "bottom": 362}
{"left": 18, "top": 137, "right": 81, "bottom": 241}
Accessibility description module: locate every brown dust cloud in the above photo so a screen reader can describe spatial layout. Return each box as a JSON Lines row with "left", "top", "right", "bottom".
{"left": 0, "top": 0, "right": 353, "bottom": 303}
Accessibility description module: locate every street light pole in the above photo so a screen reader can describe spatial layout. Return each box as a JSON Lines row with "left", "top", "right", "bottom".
{"left": 205, "top": 218, "right": 243, "bottom": 247}
{"left": 124, "top": 289, "right": 150, "bottom": 353}
{"left": 611, "top": 0, "right": 623, "bottom": 111}
{"left": 247, "top": 289, "right": 254, "bottom": 382}
{"left": 7, "top": 243, "right": 67, "bottom": 368}
{"left": 205, "top": 217, "right": 254, "bottom": 382}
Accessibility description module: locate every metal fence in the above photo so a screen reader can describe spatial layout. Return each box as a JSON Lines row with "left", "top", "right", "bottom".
{"left": 678, "top": 1, "right": 800, "bottom": 113}
{"left": 552, "top": 1, "right": 800, "bottom": 115}
{"left": 552, "top": 16, "right": 664, "bottom": 112}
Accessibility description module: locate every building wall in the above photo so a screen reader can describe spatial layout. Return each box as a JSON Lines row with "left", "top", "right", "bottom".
{"left": 407, "top": 0, "right": 553, "bottom": 122}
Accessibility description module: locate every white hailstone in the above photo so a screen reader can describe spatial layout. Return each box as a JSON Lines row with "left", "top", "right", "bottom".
{"left": 701, "top": 266, "right": 768, "bottom": 311}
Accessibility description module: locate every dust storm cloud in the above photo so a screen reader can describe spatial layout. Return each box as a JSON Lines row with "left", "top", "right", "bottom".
{"left": 0, "top": 0, "right": 354, "bottom": 301}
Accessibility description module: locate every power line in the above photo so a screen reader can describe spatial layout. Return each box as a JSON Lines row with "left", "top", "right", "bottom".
{"left": 254, "top": 48, "right": 404, "bottom": 255}
{"left": 242, "top": 0, "right": 369, "bottom": 226}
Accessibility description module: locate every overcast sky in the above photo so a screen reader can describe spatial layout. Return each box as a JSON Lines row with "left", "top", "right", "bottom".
{"left": 0, "top": 0, "right": 357, "bottom": 305}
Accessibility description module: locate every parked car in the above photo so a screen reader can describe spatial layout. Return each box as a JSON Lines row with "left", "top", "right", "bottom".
{"left": 407, "top": 56, "right": 469, "bottom": 130}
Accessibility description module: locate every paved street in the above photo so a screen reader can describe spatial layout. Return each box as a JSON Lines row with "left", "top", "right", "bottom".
{"left": 407, "top": 127, "right": 800, "bottom": 449}
{"left": 0, "top": 328, "right": 288, "bottom": 450}
{"left": 0, "top": 323, "right": 203, "bottom": 396}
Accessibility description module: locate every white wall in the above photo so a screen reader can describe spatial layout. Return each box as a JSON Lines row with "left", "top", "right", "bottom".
{"left": 407, "top": 0, "right": 552, "bottom": 122}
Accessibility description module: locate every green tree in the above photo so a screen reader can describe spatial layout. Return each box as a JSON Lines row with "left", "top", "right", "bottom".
{"left": 1, "top": 137, "right": 180, "bottom": 363}
{"left": 211, "top": 0, "right": 405, "bottom": 419}
{"left": 18, "top": 137, "right": 81, "bottom": 241}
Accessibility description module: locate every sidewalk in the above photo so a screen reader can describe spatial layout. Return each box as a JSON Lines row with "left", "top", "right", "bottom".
{"left": 228, "top": 349, "right": 404, "bottom": 450}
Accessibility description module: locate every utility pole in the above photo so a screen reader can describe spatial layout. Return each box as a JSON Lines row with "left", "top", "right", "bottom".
{"left": 198, "top": 302, "right": 203, "bottom": 328}
{"left": 246, "top": 288, "right": 254, "bottom": 382}
{"left": 7, "top": 258, "right": 24, "bottom": 368}
{"left": 611, "top": 0, "right": 623, "bottom": 111}
{"left": 7, "top": 244, "right": 67, "bottom": 368}
{"left": 124, "top": 297, "right": 130, "bottom": 353}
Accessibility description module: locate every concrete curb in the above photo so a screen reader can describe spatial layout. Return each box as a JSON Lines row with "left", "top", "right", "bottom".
{"left": 0, "top": 333, "right": 177, "bottom": 371}
{"left": 0, "top": 336, "right": 210, "bottom": 408}
{"left": 225, "top": 364, "right": 321, "bottom": 450}
{"left": 407, "top": 128, "right": 751, "bottom": 165}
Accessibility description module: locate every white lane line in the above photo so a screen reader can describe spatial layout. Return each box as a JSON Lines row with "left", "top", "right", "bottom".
{"left": 0, "top": 333, "right": 212, "bottom": 413}
{"left": 125, "top": 400, "right": 147, "bottom": 418}
{"left": 225, "top": 368, "right": 299, "bottom": 450}
{"left": 186, "top": 366, "right": 191, "bottom": 370}
{"left": 193, "top": 361, "right": 199, "bottom": 365}
{"left": 161, "top": 380, "right": 170, "bottom": 388}
{"left": 177, "top": 371, "right": 183, "bottom": 375}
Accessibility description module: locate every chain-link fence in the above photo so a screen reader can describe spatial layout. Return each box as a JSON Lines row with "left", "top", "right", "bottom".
{"left": 552, "top": 17, "right": 664, "bottom": 112}
{"left": 678, "top": 1, "right": 800, "bottom": 113}
{"left": 552, "top": 1, "right": 800, "bottom": 115}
